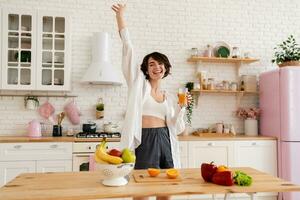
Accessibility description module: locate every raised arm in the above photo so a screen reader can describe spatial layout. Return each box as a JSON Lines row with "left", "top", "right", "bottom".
{"left": 112, "top": 4, "right": 140, "bottom": 87}
{"left": 112, "top": 4, "right": 126, "bottom": 31}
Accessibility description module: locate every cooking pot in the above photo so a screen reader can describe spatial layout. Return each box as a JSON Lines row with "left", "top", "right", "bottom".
{"left": 103, "top": 122, "right": 118, "bottom": 133}
{"left": 82, "top": 122, "right": 97, "bottom": 133}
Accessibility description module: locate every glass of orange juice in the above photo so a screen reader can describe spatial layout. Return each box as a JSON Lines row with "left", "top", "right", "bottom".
{"left": 178, "top": 88, "right": 188, "bottom": 106}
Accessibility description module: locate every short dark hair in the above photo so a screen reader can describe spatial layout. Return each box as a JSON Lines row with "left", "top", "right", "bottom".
{"left": 140, "top": 52, "right": 172, "bottom": 80}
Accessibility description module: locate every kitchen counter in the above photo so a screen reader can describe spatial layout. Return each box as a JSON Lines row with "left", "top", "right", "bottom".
{"left": 0, "top": 133, "right": 276, "bottom": 143}
{"left": 0, "top": 167, "right": 299, "bottom": 200}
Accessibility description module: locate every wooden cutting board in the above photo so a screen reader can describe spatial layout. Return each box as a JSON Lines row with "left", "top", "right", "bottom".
{"left": 133, "top": 170, "right": 182, "bottom": 183}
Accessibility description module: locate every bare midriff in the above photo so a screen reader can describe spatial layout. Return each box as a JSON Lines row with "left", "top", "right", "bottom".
{"left": 142, "top": 115, "right": 166, "bottom": 128}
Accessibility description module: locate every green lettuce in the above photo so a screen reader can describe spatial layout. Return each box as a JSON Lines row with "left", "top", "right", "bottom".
{"left": 234, "top": 171, "right": 252, "bottom": 186}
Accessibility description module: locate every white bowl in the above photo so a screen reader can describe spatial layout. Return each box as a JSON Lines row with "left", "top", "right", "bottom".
{"left": 95, "top": 163, "right": 134, "bottom": 186}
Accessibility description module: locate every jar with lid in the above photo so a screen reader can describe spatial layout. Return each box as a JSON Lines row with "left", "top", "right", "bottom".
{"left": 222, "top": 80, "right": 230, "bottom": 90}
{"left": 207, "top": 78, "right": 215, "bottom": 90}
{"left": 191, "top": 48, "right": 199, "bottom": 57}
{"left": 231, "top": 47, "right": 240, "bottom": 58}
{"left": 230, "top": 82, "right": 238, "bottom": 91}
{"left": 203, "top": 44, "right": 213, "bottom": 57}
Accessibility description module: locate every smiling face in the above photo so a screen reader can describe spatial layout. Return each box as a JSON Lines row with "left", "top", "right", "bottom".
{"left": 147, "top": 57, "right": 166, "bottom": 81}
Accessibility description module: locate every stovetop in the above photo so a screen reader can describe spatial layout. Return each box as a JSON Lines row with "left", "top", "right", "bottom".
{"left": 75, "top": 132, "right": 121, "bottom": 138}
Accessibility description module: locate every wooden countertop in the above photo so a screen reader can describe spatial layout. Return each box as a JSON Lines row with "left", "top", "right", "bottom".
{"left": 0, "top": 167, "right": 299, "bottom": 200}
{"left": 0, "top": 134, "right": 276, "bottom": 143}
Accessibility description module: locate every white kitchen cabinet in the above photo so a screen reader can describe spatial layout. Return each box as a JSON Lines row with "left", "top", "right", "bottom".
{"left": 188, "top": 141, "right": 234, "bottom": 200}
{"left": 36, "top": 160, "right": 72, "bottom": 172}
{"left": 179, "top": 141, "right": 188, "bottom": 168}
{"left": 1, "top": 8, "right": 37, "bottom": 90}
{"left": 234, "top": 140, "right": 277, "bottom": 176}
{"left": 1, "top": 9, "right": 71, "bottom": 91}
{"left": 0, "top": 142, "right": 72, "bottom": 187}
{"left": 0, "top": 161, "right": 35, "bottom": 186}
{"left": 232, "top": 140, "right": 278, "bottom": 200}
{"left": 188, "top": 141, "right": 234, "bottom": 168}
{"left": 36, "top": 11, "right": 71, "bottom": 91}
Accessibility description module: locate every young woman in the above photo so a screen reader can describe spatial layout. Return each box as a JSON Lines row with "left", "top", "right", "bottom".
{"left": 112, "top": 4, "right": 187, "bottom": 200}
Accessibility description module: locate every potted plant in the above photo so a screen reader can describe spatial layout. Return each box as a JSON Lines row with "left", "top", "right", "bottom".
{"left": 96, "top": 98, "right": 104, "bottom": 119}
{"left": 272, "top": 35, "right": 300, "bottom": 67}
{"left": 185, "top": 82, "right": 194, "bottom": 126}
{"left": 236, "top": 107, "right": 260, "bottom": 136}
{"left": 24, "top": 96, "right": 39, "bottom": 110}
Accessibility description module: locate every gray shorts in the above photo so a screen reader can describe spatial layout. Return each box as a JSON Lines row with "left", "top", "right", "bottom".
{"left": 134, "top": 127, "right": 174, "bottom": 169}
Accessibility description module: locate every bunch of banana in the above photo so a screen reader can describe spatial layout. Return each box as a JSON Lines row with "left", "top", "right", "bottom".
{"left": 94, "top": 140, "right": 123, "bottom": 164}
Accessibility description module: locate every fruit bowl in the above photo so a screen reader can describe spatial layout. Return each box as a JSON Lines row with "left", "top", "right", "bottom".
{"left": 95, "top": 163, "right": 134, "bottom": 186}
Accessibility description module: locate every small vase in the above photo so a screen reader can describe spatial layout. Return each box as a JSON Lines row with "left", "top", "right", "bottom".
{"left": 244, "top": 118, "right": 258, "bottom": 136}
{"left": 96, "top": 110, "right": 104, "bottom": 119}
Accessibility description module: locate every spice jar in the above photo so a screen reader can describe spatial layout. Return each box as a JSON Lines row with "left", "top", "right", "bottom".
{"left": 207, "top": 78, "right": 215, "bottom": 90}
{"left": 203, "top": 44, "right": 213, "bottom": 57}
{"left": 230, "top": 82, "right": 238, "bottom": 91}
{"left": 222, "top": 80, "right": 230, "bottom": 90}
{"left": 232, "top": 47, "right": 240, "bottom": 58}
{"left": 191, "top": 48, "right": 199, "bottom": 57}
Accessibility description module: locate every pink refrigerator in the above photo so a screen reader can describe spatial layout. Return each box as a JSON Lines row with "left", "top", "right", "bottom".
{"left": 260, "top": 66, "right": 300, "bottom": 200}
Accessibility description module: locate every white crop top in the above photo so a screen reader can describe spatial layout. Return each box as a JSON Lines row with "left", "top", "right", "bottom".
{"left": 142, "top": 95, "right": 168, "bottom": 120}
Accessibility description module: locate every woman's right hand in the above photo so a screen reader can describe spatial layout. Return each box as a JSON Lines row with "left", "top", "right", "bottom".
{"left": 111, "top": 4, "right": 126, "bottom": 17}
{"left": 111, "top": 4, "right": 126, "bottom": 31}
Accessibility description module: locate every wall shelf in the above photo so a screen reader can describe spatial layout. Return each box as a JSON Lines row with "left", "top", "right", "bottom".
{"left": 187, "top": 56, "right": 259, "bottom": 64}
{"left": 191, "top": 89, "right": 258, "bottom": 95}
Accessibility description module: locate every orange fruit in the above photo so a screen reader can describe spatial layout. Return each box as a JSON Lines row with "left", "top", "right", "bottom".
{"left": 166, "top": 169, "right": 179, "bottom": 179}
{"left": 217, "top": 165, "right": 230, "bottom": 173}
{"left": 147, "top": 168, "right": 160, "bottom": 177}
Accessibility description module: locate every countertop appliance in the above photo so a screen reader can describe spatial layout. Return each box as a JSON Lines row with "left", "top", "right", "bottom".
{"left": 260, "top": 66, "right": 300, "bottom": 200}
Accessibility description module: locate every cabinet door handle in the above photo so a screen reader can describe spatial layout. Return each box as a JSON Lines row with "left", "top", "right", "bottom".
{"left": 50, "top": 144, "right": 58, "bottom": 149}
{"left": 14, "top": 145, "right": 22, "bottom": 149}
{"left": 252, "top": 142, "right": 257, "bottom": 146}
{"left": 207, "top": 142, "right": 214, "bottom": 146}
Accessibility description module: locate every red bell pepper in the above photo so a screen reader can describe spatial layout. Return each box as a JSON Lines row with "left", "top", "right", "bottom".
{"left": 212, "top": 171, "right": 234, "bottom": 186}
{"left": 201, "top": 162, "right": 218, "bottom": 182}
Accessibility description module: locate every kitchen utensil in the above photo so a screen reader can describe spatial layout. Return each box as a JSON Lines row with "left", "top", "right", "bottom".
{"left": 103, "top": 122, "right": 118, "bottom": 133}
{"left": 52, "top": 125, "right": 62, "bottom": 137}
{"left": 28, "top": 120, "right": 42, "bottom": 138}
{"left": 82, "top": 121, "right": 97, "bottom": 133}
{"left": 133, "top": 170, "right": 182, "bottom": 183}
{"left": 95, "top": 163, "right": 134, "bottom": 186}
{"left": 57, "top": 112, "right": 65, "bottom": 126}
{"left": 64, "top": 100, "right": 81, "bottom": 125}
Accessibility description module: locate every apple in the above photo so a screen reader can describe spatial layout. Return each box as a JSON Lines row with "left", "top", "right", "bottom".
{"left": 122, "top": 148, "right": 136, "bottom": 163}
{"left": 108, "top": 148, "right": 122, "bottom": 157}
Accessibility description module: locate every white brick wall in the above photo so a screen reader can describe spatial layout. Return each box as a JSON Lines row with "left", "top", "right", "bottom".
{"left": 0, "top": 0, "right": 299, "bottom": 135}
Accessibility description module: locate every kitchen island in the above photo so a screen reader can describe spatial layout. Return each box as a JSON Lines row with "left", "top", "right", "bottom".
{"left": 0, "top": 167, "right": 299, "bottom": 200}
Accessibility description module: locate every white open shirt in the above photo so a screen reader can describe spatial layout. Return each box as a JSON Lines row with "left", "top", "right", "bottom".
{"left": 119, "top": 28, "right": 186, "bottom": 168}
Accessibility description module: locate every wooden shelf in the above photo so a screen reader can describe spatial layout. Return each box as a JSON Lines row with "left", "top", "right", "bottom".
{"left": 191, "top": 89, "right": 258, "bottom": 95}
{"left": 187, "top": 56, "right": 259, "bottom": 64}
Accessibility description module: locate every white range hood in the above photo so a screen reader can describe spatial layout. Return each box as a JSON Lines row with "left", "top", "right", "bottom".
{"left": 81, "top": 32, "right": 124, "bottom": 85}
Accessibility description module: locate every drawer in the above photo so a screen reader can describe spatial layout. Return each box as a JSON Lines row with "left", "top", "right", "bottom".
{"left": 0, "top": 142, "right": 72, "bottom": 161}
{"left": 72, "top": 142, "right": 120, "bottom": 153}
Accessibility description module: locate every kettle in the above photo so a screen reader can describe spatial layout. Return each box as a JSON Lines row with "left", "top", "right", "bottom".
{"left": 28, "top": 120, "right": 42, "bottom": 138}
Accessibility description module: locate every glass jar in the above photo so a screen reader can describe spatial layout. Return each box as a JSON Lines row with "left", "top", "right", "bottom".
{"left": 203, "top": 44, "right": 213, "bottom": 57}
{"left": 232, "top": 47, "right": 240, "bottom": 58}
{"left": 222, "top": 80, "right": 230, "bottom": 90}
{"left": 230, "top": 82, "right": 238, "bottom": 91}
{"left": 207, "top": 78, "right": 215, "bottom": 90}
{"left": 191, "top": 48, "right": 199, "bottom": 57}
